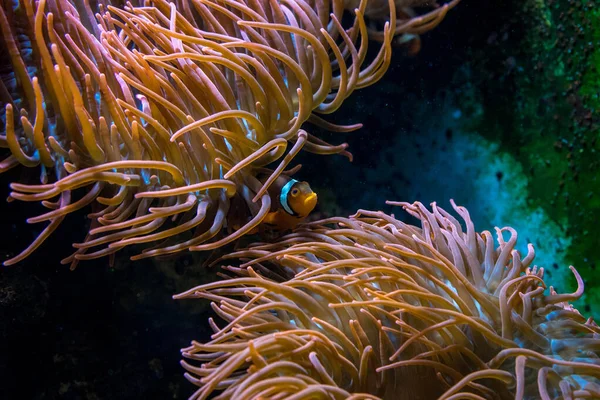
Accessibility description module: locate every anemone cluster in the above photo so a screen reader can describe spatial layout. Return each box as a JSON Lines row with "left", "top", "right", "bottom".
{"left": 176, "top": 201, "right": 600, "bottom": 399}
{"left": 0, "top": 0, "right": 455, "bottom": 267}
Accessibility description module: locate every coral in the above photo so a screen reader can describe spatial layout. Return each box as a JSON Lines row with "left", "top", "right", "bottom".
{"left": 176, "top": 201, "right": 600, "bottom": 399}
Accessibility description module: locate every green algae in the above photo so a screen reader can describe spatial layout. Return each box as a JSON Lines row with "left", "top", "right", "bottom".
{"left": 459, "top": 0, "right": 600, "bottom": 315}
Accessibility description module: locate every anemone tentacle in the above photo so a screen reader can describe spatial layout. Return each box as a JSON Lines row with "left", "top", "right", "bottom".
{"left": 176, "top": 201, "right": 600, "bottom": 400}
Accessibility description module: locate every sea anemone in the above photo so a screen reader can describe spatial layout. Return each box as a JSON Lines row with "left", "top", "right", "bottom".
{"left": 0, "top": 0, "right": 457, "bottom": 267}
{"left": 349, "top": 0, "right": 461, "bottom": 55}
{"left": 175, "top": 200, "right": 600, "bottom": 399}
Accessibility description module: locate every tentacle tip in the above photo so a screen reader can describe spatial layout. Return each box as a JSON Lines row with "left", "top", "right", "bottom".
{"left": 60, "top": 256, "right": 73, "bottom": 265}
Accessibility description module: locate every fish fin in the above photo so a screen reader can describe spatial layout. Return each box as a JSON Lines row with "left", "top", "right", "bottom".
{"left": 263, "top": 211, "right": 279, "bottom": 226}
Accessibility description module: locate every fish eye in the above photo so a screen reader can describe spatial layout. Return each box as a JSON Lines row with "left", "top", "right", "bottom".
{"left": 291, "top": 188, "right": 300, "bottom": 197}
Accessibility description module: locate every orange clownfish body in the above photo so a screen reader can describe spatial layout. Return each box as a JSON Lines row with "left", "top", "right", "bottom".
{"left": 262, "top": 175, "right": 317, "bottom": 231}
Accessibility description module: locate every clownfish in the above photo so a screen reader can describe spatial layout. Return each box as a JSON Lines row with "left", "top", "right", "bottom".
{"left": 261, "top": 175, "right": 318, "bottom": 231}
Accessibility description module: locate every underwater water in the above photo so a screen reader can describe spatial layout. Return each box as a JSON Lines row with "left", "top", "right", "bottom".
{"left": 1, "top": 0, "right": 600, "bottom": 398}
